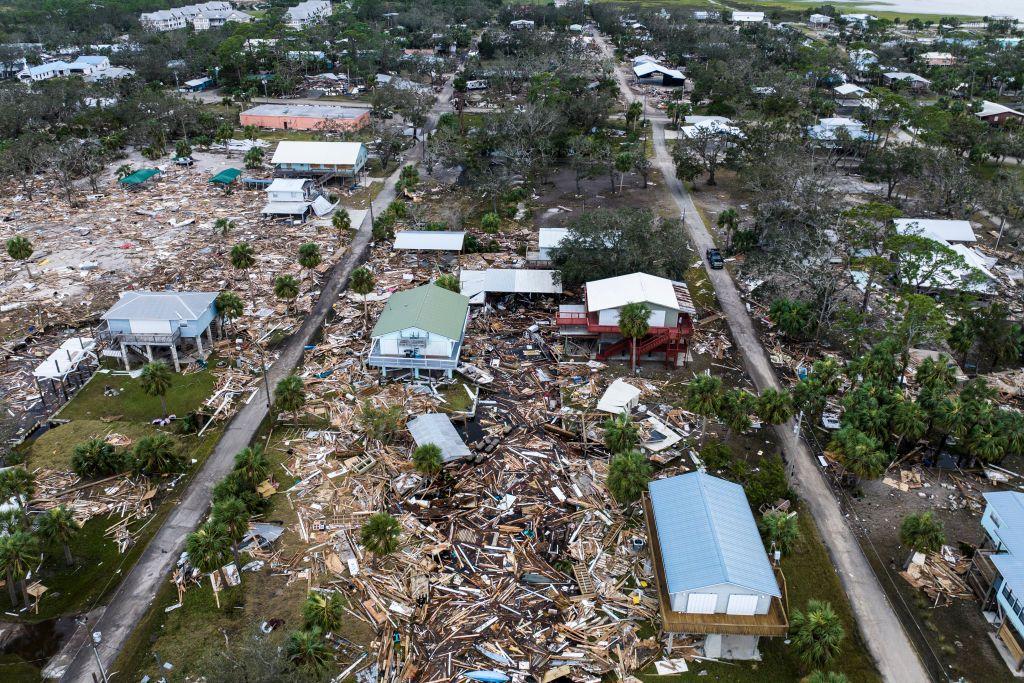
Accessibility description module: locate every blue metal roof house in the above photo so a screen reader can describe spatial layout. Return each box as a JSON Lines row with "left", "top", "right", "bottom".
{"left": 98, "top": 291, "right": 219, "bottom": 372}
{"left": 970, "top": 491, "right": 1024, "bottom": 673}
{"left": 643, "top": 472, "right": 788, "bottom": 660}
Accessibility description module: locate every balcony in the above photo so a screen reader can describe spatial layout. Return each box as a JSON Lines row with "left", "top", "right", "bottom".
{"left": 367, "top": 339, "right": 461, "bottom": 371}
{"left": 556, "top": 307, "right": 691, "bottom": 338}
{"left": 643, "top": 494, "right": 789, "bottom": 637}
{"left": 97, "top": 327, "right": 181, "bottom": 346}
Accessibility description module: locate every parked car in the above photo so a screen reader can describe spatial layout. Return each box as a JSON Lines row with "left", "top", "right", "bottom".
{"left": 706, "top": 248, "right": 724, "bottom": 269}
{"left": 173, "top": 156, "right": 194, "bottom": 167}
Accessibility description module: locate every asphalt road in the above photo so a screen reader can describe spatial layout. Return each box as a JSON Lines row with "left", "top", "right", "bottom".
{"left": 59, "top": 77, "right": 454, "bottom": 683}
{"left": 595, "top": 32, "right": 930, "bottom": 683}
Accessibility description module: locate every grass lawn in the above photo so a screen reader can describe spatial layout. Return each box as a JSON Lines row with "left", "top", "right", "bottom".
{"left": 56, "top": 367, "right": 218, "bottom": 423}
{"left": 638, "top": 506, "right": 879, "bottom": 682}
{"left": 25, "top": 420, "right": 169, "bottom": 471}
{"left": 118, "top": 427, "right": 375, "bottom": 680}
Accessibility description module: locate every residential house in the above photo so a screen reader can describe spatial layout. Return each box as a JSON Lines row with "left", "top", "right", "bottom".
{"left": 692, "top": 10, "right": 719, "bottom": 21}
{"left": 527, "top": 227, "right": 569, "bottom": 266}
{"left": 968, "top": 492, "right": 1024, "bottom": 674}
{"left": 808, "top": 13, "right": 832, "bottom": 28}
{"left": 509, "top": 19, "right": 536, "bottom": 30}
{"left": 556, "top": 272, "right": 696, "bottom": 366}
{"left": 841, "top": 13, "right": 876, "bottom": 28}
{"left": 140, "top": 2, "right": 250, "bottom": 31}
{"left": 894, "top": 218, "right": 977, "bottom": 245}
{"left": 393, "top": 231, "right": 466, "bottom": 252}
{"left": 98, "top": 291, "right": 218, "bottom": 372}
{"left": 644, "top": 472, "right": 787, "bottom": 659}
{"left": 681, "top": 116, "right": 743, "bottom": 139}
{"left": 881, "top": 71, "right": 931, "bottom": 91}
{"left": 271, "top": 141, "right": 368, "bottom": 180}
{"left": 921, "top": 51, "right": 956, "bottom": 66}
{"left": 849, "top": 49, "right": 877, "bottom": 73}
{"left": 976, "top": 101, "right": 1024, "bottom": 126}
{"left": 367, "top": 284, "right": 471, "bottom": 378}
{"left": 240, "top": 104, "right": 370, "bottom": 132}
{"left": 632, "top": 61, "right": 685, "bottom": 86}
{"left": 285, "top": 0, "right": 331, "bottom": 28}
{"left": 458, "top": 269, "right": 562, "bottom": 304}
{"left": 731, "top": 11, "right": 765, "bottom": 23}
{"left": 261, "top": 178, "right": 331, "bottom": 218}
{"left": 806, "top": 116, "right": 876, "bottom": 144}
{"left": 893, "top": 218, "right": 993, "bottom": 294}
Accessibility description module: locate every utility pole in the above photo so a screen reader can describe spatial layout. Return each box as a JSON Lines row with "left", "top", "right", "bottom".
{"left": 91, "top": 632, "right": 109, "bottom": 683}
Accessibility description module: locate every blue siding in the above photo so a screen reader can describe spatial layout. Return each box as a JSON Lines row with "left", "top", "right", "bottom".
{"left": 104, "top": 302, "right": 216, "bottom": 338}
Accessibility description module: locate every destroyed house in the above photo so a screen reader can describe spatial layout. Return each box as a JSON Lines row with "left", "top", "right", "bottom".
{"left": 368, "top": 284, "right": 470, "bottom": 378}
{"left": 644, "top": 472, "right": 787, "bottom": 660}
{"left": 557, "top": 272, "right": 695, "bottom": 366}
{"left": 271, "top": 141, "right": 367, "bottom": 180}
{"left": 98, "top": 291, "right": 218, "bottom": 372}
{"left": 969, "top": 492, "right": 1024, "bottom": 673}
{"left": 261, "top": 178, "right": 326, "bottom": 218}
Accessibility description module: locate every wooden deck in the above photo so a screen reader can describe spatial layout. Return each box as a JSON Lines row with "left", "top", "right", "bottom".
{"left": 643, "top": 494, "right": 789, "bottom": 637}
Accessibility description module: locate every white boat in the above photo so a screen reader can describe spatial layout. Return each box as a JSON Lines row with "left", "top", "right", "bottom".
{"left": 457, "top": 363, "right": 494, "bottom": 385}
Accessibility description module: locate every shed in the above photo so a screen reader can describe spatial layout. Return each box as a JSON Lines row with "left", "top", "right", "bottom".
{"left": 894, "top": 218, "right": 976, "bottom": 245}
{"left": 209, "top": 168, "right": 242, "bottom": 185}
{"left": 597, "top": 378, "right": 642, "bottom": 414}
{"left": 119, "top": 168, "right": 161, "bottom": 187}
{"left": 459, "top": 269, "right": 562, "bottom": 304}
{"left": 393, "top": 230, "right": 466, "bottom": 252}
{"left": 407, "top": 413, "right": 471, "bottom": 463}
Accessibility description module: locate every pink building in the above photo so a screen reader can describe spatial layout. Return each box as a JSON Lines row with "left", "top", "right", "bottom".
{"left": 240, "top": 103, "right": 370, "bottom": 132}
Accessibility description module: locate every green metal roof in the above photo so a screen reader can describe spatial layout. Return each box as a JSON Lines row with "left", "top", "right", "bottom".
{"left": 119, "top": 168, "right": 160, "bottom": 185}
{"left": 209, "top": 167, "right": 242, "bottom": 185}
{"left": 371, "top": 284, "right": 469, "bottom": 340}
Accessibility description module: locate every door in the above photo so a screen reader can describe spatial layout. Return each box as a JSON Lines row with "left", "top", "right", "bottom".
{"left": 726, "top": 594, "right": 759, "bottom": 616}
{"left": 686, "top": 593, "right": 717, "bottom": 614}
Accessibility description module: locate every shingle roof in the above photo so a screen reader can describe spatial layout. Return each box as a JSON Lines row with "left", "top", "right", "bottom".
{"left": 370, "top": 284, "right": 469, "bottom": 340}
{"left": 102, "top": 291, "right": 217, "bottom": 321}
{"left": 648, "top": 472, "right": 781, "bottom": 597}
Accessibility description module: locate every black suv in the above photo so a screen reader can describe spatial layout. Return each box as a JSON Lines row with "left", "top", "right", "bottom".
{"left": 706, "top": 248, "right": 725, "bottom": 269}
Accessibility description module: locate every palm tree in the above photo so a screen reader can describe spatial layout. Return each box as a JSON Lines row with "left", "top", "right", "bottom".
{"left": 274, "top": 275, "right": 300, "bottom": 314}
{"left": 716, "top": 388, "right": 754, "bottom": 435}
{"left": 806, "top": 671, "right": 849, "bottom": 683}
{"left": 36, "top": 506, "right": 79, "bottom": 566}
{"left": 274, "top": 375, "right": 305, "bottom": 416}
{"left": 717, "top": 208, "right": 739, "bottom": 249}
{"left": 890, "top": 399, "right": 927, "bottom": 452}
{"left": 607, "top": 449, "right": 653, "bottom": 506}
{"left": 230, "top": 242, "right": 256, "bottom": 306}
{"left": 216, "top": 291, "right": 244, "bottom": 333}
{"left": 618, "top": 302, "right": 651, "bottom": 371}
{"left": 349, "top": 267, "right": 375, "bottom": 330}
{"left": 131, "top": 434, "right": 182, "bottom": 475}
{"left": 244, "top": 146, "right": 264, "bottom": 169}
{"left": 790, "top": 599, "right": 845, "bottom": 668}
{"left": 332, "top": 209, "right": 351, "bottom": 236}
{"left": 186, "top": 520, "right": 233, "bottom": 589}
{"left": 412, "top": 443, "right": 443, "bottom": 478}
{"left": 72, "top": 437, "right": 122, "bottom": 478}
{"left": 302, "top": 591, "right": 345, "bottom": 632}
{"left": 830, "top": 427, "right": 886, "bottom": 483}
{"left": 0, "top": 468, "right": 34, "bottom": 518}
{"left": 5, "top": 236, "right": 33, "bottom": 278}
{"left": 999, "top": 411, "right": 1024, "bottom": 460}
{"left": 603, "top": 412, "right": 640, "bottom": 453}
{"left": 360, "top": 512, "right": 401, "bottom": 558}
{"left": 0, "top": 531, "right": 38, "bottom": 606}
{"left": 900, "top": 511, "right": 945, "bottom": 553}
{"left": 625, "top": 100, "right": 643, "bottom": 129}
{"left": 175, "top": 139, "right": 192, "bottom": 159}
{"left": 216, "top": 122, "right": 234, "bottom": 156}
{"left": 297, "top": 243, "right": 321, "bottom": 271}
{"left": 233, "top": 445, "right": 270, "bottom": 488}
{"left": 686, "top": 373, "right": 723, "bottom": 436}
{"left": 286, "top": 627, "right": 330, "bottom": 672}
{"left": 761, "top": 510, "right": 800, "bottom": 554}
{"left": 433, "top": 274, "right": 459, "bottom": 293}
{"left": 933, "top": 395, "right": 967, "bottom": 456}
{"left": 213, "top": 218, "right": 234, "bottom": 236}
{"left": 139, "top": 361, "right": 173, "bottom": 417}
{"left": 614, "top": 151, "right": 632, "bottom": 192}
{"left": 915, "top": 356, "right": 956, "bottom": 394}
{"left": 947, "top": 319, "right": 975, "bottom": 367}
{"left": 757, "top": 388, "right": 794, "bottom": 425}
{"left": 212, "top": 497, "right": 250, "bottom": 576}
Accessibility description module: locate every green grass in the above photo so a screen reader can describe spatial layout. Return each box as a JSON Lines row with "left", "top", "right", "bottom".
{"left": 56, "top": 367, "right": 218, "bottom": 423}
{"left": 440, "top": 381, "right": 475, "bottom": 413}
{"left": 638, "top": 506, "right": 879, "bottom": 682}
{"left": 596, "top": 0, "right": 982, "bottom": 21}
{"left": 26, "top": 420, "right": 169, "bottom": 471}
{"left": 0, "top": 655, "right": 40, "bottom": 683}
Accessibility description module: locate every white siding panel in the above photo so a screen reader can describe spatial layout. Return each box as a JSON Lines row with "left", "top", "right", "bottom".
{"left": 648, "top": 309, "right": 665, "bottom": 327}
{"left": 130, "top": 319, "right": 172, "bottom": 334}
{"left": 686, "top": 593, "right": 717, "bottom": 614}
{"left": 726, "top": 594, "right": 759, "bottom": 616}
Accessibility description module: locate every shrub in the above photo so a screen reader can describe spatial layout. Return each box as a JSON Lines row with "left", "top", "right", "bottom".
{"left": 481, "top": 212, "right": 500, "bottom": 233}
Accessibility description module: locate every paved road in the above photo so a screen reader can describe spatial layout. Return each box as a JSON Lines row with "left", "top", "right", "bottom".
{"left": 595, "top": 32, "right": 930, "bottom": 683}
{"left": 60, "top": 78, "right": 454, "bottom": 683}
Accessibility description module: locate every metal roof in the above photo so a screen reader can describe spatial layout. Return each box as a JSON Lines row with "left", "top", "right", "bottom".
{"left": 538, "top": 228, "right": 569, "bottom": 250}
{"left": 371, "top": 284, "right": 469, "bottom": 340}
{"left": 209, "top": 168, "right": 241, "bottom": 185}
{"left": 102, "top": 291, "right": 217, "bottom": 322}
{"left": 119, "top": 168, "right": 161, "bottom": 185}
{"left": 262, "top": 201, "right": 310, "bottom": 216}
{"left": 978, "top": 100, "right": 1024, "bottom": 118}
{"left": 586, "top": 273, "right": 681, "bottom": 313}
{"left": 266, "top": 178, "right": 310, "bottom": 193}
{"left": 992, "top": 553, "right": 1024, "bottom": 599}
{"left": 407, "top": 413, "right": 471, "bottom": 463}
{"left": 649, "top": 472, "right": 781, "bottom": 597}
{"left": 243, "top": 103, "right": 368, "bottom": 120}
{"left": 459, "top": 269, "right": 562, "bottom": 304}
{"left": 894, "top": 218, "right": 977, "bottom": 244}
{"left": 271, "top": 141, "right": 365, "bottom": 166}
{"left": 633, "top": 62, "right": 684, "bottom": 81}
{"left": 393, "top": 230, "right": 465, "bottom": 251}
{"left": 985, "top": 492, "right": 1024, "bottom": 557}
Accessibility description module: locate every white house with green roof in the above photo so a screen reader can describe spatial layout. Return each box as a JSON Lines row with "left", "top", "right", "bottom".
{"left": 367, "top": 284, "right": 470, "bottom": 377}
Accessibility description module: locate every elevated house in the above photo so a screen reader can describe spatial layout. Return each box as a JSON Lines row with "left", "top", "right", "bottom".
{"left": 806, "top": 116, "right": 876, "bottom": 145}
{"left": 808, "top": 13, "right": 832, "bottom": 28}
{"left": 556, "top": 272, "right": 695, "bottom": 366}
{"left": 98, "top": 291, "right": 218, "bottom": 372}
{"left": 977, "top": 101, "right": 1024, "bottom": 127}
{"left": 644, "top": 472, "right": 787, "bottom": 659}
{"left": 240, "top": 104, "right": 370, "bottom": 132}
{"left": 261, "top": 178, "right": 333, "bottom": 219}
{"left": 285, "top": 0, "right": 331, "bottom": 28}
{"left": 367, "top": 284, "right": 470, "bottom": 378}
{"left": 921, "top": 51, "right": 956, "bottom": 66}
{"left": 968, "top": 492, "right": 1024, "bottom": 674}
{"left": 271, "top": 141, "right": 367, "bottom": 182}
